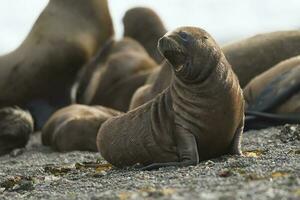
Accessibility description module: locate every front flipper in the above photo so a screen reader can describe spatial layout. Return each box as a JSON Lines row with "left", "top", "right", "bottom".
{"left": 140, "top": 124, "right": 199, "bottom": 170}
{"left": 229, "top": 116, "right": 244, "bottom": 155}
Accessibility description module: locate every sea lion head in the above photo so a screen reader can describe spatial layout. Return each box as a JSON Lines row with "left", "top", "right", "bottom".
{"left": 158, "top": 26, "right": 221, "bottom": 83}
{"left": 123, "top": 7, "right": 166, "bottom": 40}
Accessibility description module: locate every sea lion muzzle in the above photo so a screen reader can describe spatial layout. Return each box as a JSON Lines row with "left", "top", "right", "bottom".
{"left": 158, "top": 36, "right": 187, "bottom": 72}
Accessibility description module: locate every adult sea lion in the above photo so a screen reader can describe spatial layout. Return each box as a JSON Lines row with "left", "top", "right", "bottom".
{"left": 123, "top": 7, "right": 167, "bottom": 63}
{"left": 73, "top": 37, "right": 157, "bottom": 112}
{"left": 223, "top": 30, "right": 300, "bottom": 87}
{"left": 243, "top": 56, "right": 300, "bottom": 130}
{"left": 42, "top": 104, "right": 122, "bottom": 152}
{"left": 97, "top": 27, "right": 245, "bottom": 169}
{"left": 0, "top": 0, "right": 114, "bottom": 123}
{"left": 0, "top": 107, "right": 34, "bottom": 156}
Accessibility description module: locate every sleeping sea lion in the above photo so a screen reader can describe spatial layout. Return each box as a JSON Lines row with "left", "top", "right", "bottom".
{"left": 97, "top": 27, "right": 245, "bottom": 169}
{"left": 73, "top": 37, "right": 157, "bottom": 112}
{"left": 243, "top": 56, "right": 300, "bottom": 130}
{"left": 0, "top": 0, "right": 114, "bottom": 125}
{"left": 42, "top": 104, "right": 122, "bottom": 152}
{"left": 0, "top": 107, "right": 33, "bottom": 156}
{"left": 223, "top": 30, "right": 300, "bottom": 87}
{"left": 123, "top": 7, "right": 167, "bottom": 63}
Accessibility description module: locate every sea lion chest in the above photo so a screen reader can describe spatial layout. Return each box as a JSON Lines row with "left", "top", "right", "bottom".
{"left": 171, "top": 66, "right": 244, "bottom": 160}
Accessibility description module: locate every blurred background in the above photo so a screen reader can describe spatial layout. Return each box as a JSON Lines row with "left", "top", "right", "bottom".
{"left": 0, "top": 0, "right": 299, "bottom": 55}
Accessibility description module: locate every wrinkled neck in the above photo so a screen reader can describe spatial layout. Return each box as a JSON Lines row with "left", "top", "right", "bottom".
{"left": 176, "top": 48, "right": 221, "bottom": 85}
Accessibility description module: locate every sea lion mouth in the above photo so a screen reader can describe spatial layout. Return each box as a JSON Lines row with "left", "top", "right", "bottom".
{"left": 158, "top": 36, "right": 187, "bottom": 72}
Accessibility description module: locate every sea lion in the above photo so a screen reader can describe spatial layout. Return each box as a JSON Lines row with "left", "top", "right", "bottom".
{"left": 129, "top": 61, "right": 173, "bottom": 109}
{"left": 73, "top": 37, "right": 157, "bottom": 112}
{"left": 131, "top": 30, "right": 300, "bottom": 103}
{"left": 0, "top": 0, "right": 114, "bottom": 126}
{"left": 123, "top": 7, "right": 167, "bottom": 63}
{"left": 42, "top": 104, "right": 122, "bottom": 152}
{"left": 244, "top": 55, "right": 300, "bottom": 107}
{"left": 0, "top": 107, "right": 34, "bottom": 156}
{"left": 223, "top": 30, "right": 300, "bottom": 87}
{"left": 243, "top": 56, "right": 300, "bottom": 130}
{"left": 97, "top": 27, "right": 245, "bottom": 169}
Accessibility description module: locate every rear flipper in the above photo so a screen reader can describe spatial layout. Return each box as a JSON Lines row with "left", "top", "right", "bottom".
{"left": 140, "top": 124, "right": 199, "bottom": 170}
{"left": 245, "top": 111, "right": 300, "bottom": 131}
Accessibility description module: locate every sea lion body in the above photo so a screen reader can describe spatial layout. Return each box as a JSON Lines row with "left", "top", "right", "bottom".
{"left": 42, "top": 104, "right": 121, "bottom": 152}
{"left": 74, "top": 38, "right": 157, "bottom": 112}
{"left": 0, "top": 0, "right": 114, "bottom": 122}
{"left": 0, "top": 107, "right": 33, "bottom": 156}
{"left": 244, "top": 55, "right": 300, "bottom": 111}
{"left": 223, "top": 30, "right": 300, "bottom": 87}
{"left": 123, "top": 7, "right": 167, "bottom": 63}
{"left": 243, "top": 56, "right": 300, "bottom": 130}
{"left": 98, "top": 27, "right": 244, "bottom": 169}
{"left": 130, "top": 61, "right": 173, "bottom": 109}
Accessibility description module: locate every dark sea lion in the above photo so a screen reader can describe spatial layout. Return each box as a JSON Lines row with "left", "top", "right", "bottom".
{"left": 0, "top": 107, "right": 33, "bottom": 156}
{"left": 73, "top": 37, "right": 157, "bottom": 112}
{"left": 42, "top": 104, "right": 122, "bottom": 152}
{"left": 97, "top": 27, "right": 245, "bottom": 169}
{"left": 129, "top": 61, "right": 173, "bottom": 109}
{"left": 123, "top": 7, "right": 167, "bottom": 63}
{"left": 243, "top": 56, "right": 300, "bottom": 130}
{"left": 244, "top": 56, "right": 300, "bottom": 106}
{"left": 0, "top": 0, "right": 114, "bottom": 126}
{"left": 222, "top": 30, "right": 300, "bottom": 87}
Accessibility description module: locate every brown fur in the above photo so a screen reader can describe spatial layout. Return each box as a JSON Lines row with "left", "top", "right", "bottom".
{"left": 42, "top": 104, "right": 121, "bottom": 152}
{"left": 0, "top": 0, "right": 114, "bottom": 107}
{"left": 223, "top": 30, "right": 300, "bottom": 87}
{"left": 131, "top": 30, "right": 300, "bottom": 104}
{"left": 0, "top": 107, "right": 33, "bottom": 156}
{"left": 73, "top": 37, "right": 158, "bottom": 112}
{"left": 130, "top": 61, "right": 173, "bottom": 109}
{"left": 244, "top": 56, "right": 300, "bottom": 114}
{"left": 123, "top": 7, "right": 167, "bottom": 63}
{"left": 97, "top": 27, "right": 244, "bottom": 169}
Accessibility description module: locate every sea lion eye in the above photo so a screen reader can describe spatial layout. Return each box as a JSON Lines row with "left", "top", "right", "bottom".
{"left": 178, "top": 32, "right": 189, "bottom": 41}
{"left": 203, "top": 35, "right": 209, "bottom": 40}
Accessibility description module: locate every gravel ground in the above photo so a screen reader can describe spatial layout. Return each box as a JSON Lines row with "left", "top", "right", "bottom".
{"left": 0, "top": 125, "right": 299, "bottom": 200}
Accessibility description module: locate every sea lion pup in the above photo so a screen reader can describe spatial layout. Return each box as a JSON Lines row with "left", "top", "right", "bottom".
{"left": 131, "top": 30, "right": 300, "bottom": 103}
{"left": 222, "top": 30, "right": 300, "bottom": 87}
{"left": 123, "top": 7, "right": 167, "bottom": 63}
{"left": 73, "top": 37, "right": 158, "bottom": 112}
{"left": 0, "top": 0, "right": 114, "bottom": 124}
{"left": 42, "top": 104, "right": 122, "bottom": 152}
{"left": 243, "top": 56, "right": 300, "bottom": 130}
{"left": 129, "top": 61, "right": 173, "bottom": 109}
{"left": 0, "top": 107, "right": 34, "bottom": 156}
{"left": 97, "top": 27, "right": 245, "bottom": 170}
